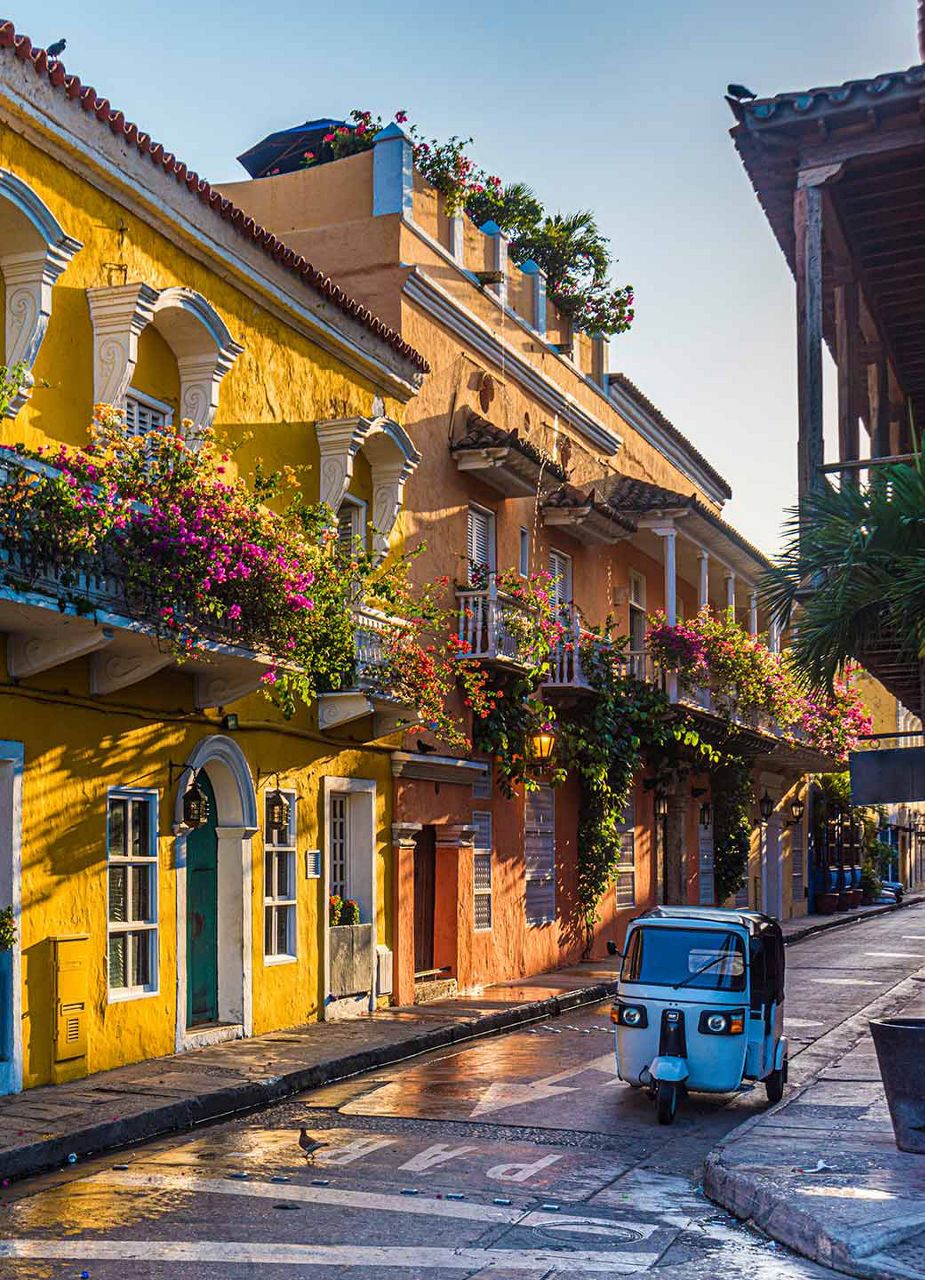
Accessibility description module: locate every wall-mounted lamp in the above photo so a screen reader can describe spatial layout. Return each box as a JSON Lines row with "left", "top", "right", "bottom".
{"left": 222, "top": 713, "right": 239, "bottom": 731}
{"left": 182, "top": 773, "right": 210, "bottom": 829}
{"left": 529, "top": 725, "right": 557, "bottom": 767}
{"left": 786, "top": 797, "right": 805, "bottom": 826}
{"left": 759, "top": 791, "right": 774, "bottom": 823}
{"left": 654, "top": 793, "right": 669, "bottom": 821}
{"left": 266, "top": 773, "right": 291, "bottom": 836}
{"left": 699, "top": 801, "right": 712, "bottom": 828}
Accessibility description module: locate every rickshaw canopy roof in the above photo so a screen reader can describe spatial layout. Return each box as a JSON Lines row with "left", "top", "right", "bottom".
{"left": 633, "top": 905, "right": 782, "bottom": 941}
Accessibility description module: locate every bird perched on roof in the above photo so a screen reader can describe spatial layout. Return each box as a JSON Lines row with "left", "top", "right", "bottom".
{"left": 298, "top": 1128, "right": 328, "bottom": 1162}
{"left": 46, "top": 38, "right": 66, "bottom": 58}
{"left": 726, "top": 83, "right": 757, "bottom": 101}
{"left": 416, "top": 739, "right": 436, "bottom": 755}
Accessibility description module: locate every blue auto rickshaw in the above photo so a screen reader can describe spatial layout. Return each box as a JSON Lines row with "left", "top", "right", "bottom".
{"left": 610, "top": 906, "right": 788, "bottom": 1124}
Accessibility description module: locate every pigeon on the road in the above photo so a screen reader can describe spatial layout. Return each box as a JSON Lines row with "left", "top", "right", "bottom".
{"left": 46, "top": 38, "right": 66, "bottom": 58}
{"left": 298, "top": 1128, "right": 328, "bottom": 1162}
{"left": 726, "top": 83, "right": 757, "bottom": 101}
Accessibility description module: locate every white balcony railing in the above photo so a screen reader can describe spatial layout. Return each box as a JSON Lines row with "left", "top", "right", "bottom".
{"left": 456, "top": 583, "right": 526, "bottom": 665}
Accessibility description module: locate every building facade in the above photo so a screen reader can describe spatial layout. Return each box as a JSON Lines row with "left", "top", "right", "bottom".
{"left": 224, "top": 124, "right": 823, "bottom": 1004}
{"left": 0, "top": 27, "right": 429, "bottom": 1093}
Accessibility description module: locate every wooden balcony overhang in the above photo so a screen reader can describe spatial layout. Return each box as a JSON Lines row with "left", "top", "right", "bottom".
{"left": 541, "top": 484, "right": 636, "bottom": 545}
{"left": 450, "top": 410, "right": 566, "bottom": 498}
{"left": 391, "top": 751, "right": 489, "bottom": 787}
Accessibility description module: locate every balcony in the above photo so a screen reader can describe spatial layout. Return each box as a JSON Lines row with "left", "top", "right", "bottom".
{"left": 456, "top": 581, "right": 530, "bottom": 667}
{"left": 0, "top": 452, "right": 274, "bottom": 707}
{"left": 317, "top": 604, "right": 420, "bottom": 735}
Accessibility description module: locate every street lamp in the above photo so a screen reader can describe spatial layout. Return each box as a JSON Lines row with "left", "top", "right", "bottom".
{"left": 182, "top": 773, "right": 210, "bottom": 829}
{"left": 529, "top": 725, "right": 556, "bottom": 767}
{"left": 759, "top": 791, "right": 774, "bottom": 823}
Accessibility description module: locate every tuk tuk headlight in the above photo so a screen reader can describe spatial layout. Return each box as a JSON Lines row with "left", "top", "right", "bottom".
{"left": 699, "top": 1009, "right": 745, "bottom": 1036}
{"left": 611, "top": 1003, "right": 648, "bottom": 1028}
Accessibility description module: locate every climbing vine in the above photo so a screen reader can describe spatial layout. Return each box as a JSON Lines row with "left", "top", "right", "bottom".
{"left": 710, "top": 757, "right": 754, "bottom": 905}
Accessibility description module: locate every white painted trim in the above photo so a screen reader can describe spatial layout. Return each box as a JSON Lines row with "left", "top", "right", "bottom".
{"left": 0, "top": 741, "right": 23, "bottom": 1095}
{"left": 105, "top": 787, "right": 161, "bottom": 1003}
{"left": 172, "top": 734, "right": 257, "bottom": 1053}
{"left": 0, "top": 76, "right": 421, "bottom": 398}
{"left": 322, "top": 777, "right": 377, "bottom": 1017}
{"left": 402, "top": 267, "right": 622, "bottom": 457}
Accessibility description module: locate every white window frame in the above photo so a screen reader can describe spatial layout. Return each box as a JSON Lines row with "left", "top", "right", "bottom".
{"left": 329, "top": 791, "right": 350, "bottom": 902}
{"left": 472, "top": 810, "right": 493, "bottom": 932}
{"left": 519, "top": 526, "right": 530, "bottom": 577}
{"left": 264, "top": 788, "right": 297, "bottom": 965}
{"left": 107, "top": 788, "right": 159, "bottom": 1002}
{"left": 337, "top": 494, "right": 367, "bottom": 554}
{"left": 467, "top": 503, "right": 496, "bottom": 578}
{"left": 124, "top": 387, "right": 174, "bottom": 439}
{"left": 525, "top": 783, "right": 556, "bottom": 927}
{"left": 615, "top": 793, "right": 636, "bottom": 909}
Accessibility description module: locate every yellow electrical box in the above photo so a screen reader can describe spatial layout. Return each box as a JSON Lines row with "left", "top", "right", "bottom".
{"left": 53, "top": 934, "right": 89, "bottom": 1064}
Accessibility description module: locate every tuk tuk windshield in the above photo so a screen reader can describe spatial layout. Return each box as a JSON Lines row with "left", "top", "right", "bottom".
{"left": 621, "top": 927, "right": 746, "bottom": 991}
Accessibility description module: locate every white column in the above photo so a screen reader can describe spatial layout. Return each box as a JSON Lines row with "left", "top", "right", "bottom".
{"left": 664, "top": 530, "right": 677, "bottom": 626}
{"left": 698, "top": 551, "right": 709, "bottom": 612}
{"left": 768, "top": 620, "right": 781, "bottom": 653}
{"left": 748, "top": 591, "right": 759, "bottom": 637}
{"left": 725, "top": 572, "right": 736, "bottom": 619}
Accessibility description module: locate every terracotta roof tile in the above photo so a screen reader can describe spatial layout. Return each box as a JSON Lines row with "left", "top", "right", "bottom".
{"left": 542, "top": 482, "right": 637, "bottom": 533}
{"left": 0, "top": 21, "right": 429, "bottom": 377}
{"left": 451, "top": 410, "right": 568, "bottom": 482}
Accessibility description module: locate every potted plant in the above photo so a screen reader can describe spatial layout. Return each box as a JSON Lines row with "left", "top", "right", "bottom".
{"left": 870, "top": 1017, "right": 925, "bottom": 1152}
{"left": 329, "top": 897, "right": 373, "bottom": 1000}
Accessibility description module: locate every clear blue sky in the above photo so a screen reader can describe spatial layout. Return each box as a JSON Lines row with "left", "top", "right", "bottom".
{"left": 25, "top": 0, "right": 918, "bottom": 551}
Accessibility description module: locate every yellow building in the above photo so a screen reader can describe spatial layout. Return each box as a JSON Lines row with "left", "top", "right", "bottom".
{"left": 0, "top": 24, "right": 428, "bottom": 1093}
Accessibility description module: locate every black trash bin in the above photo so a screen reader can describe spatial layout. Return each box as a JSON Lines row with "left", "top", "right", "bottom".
{"left": 869, "top": 1018, "right": 925, "bottom": 1154}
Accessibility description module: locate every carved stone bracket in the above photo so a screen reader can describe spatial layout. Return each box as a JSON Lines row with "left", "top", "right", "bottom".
{"left": 0, "top": 169, "right": 82, "bottom": 417}
{"left": 90, "top": 645, "right": 173, "bottom": 696}
{"left": 8, "top": 623, "right": 113, "bottom": 680}
{"left": 194, "top": 663, "right": 266, "bottom": 710}
{"left": 315, "top": 417, "right": 368, "bottom": 513}
{"left": 87, "top": 282, "right": 159, "bottom": 406}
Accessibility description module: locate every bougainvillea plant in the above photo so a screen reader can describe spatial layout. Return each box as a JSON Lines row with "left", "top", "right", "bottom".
{"left": 647, "top": 608, "right": 872, "bottom": 761}
{"left": 0, "top": 408, "right": 469, "bottom": 731}
{"left": 0, "top": 904, "right": 15, "bottom": 952}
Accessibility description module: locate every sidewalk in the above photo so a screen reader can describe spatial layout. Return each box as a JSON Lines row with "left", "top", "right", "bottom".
{"left": 0, "top": 958, "right": 619, "bottom": 1184}
{"left": 779, "top": 893, "right": 925, "bottom": 945}
{"left": 705, "top": 961, "right": 925, "bottom": 1278}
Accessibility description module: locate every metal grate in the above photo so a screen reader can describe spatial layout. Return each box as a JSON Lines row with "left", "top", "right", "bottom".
{"left": 330, "top": 794, "right": 348, "bottom": 900}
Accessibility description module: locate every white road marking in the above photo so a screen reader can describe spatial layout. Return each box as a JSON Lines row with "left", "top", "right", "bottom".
{"left": 902, "top": 936, "right": 925, "bottom": 940}
{"left": 0, "top": 1239, "right": 662, "bottom": 1273}
{"left": 90, "top": 1170, "right": 661, "bottom": 1239}
{"left": 864, "top": 951, "right": 923, "bottom": 959}
{"left": 784, "top": 1018, "right": 824, "bottom": 1028}
{"left": 471, "top": 1053, "right": 614, "bottom": 1117}
{"left": 810, "top": 977, "right": 883, "bottom": 986}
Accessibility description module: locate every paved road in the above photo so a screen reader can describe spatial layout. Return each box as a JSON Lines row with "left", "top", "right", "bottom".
{"left": 2, "top": 905, "right": 923, "bottom": 1279}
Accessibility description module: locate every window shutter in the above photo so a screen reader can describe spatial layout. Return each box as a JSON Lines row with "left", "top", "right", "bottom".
{"left": 125, "top": 394, "right": 170, "bottom": 440}
{"left": 548, "top": 550, "right": 571, "bottom": 610}
{"left": 468, "top": 507, "right": 492, "bottom": 570}
{"left": 472, "top": 810, "right": 493, "bottom": 931}
{"left": 525, "top": 784, "right": 555, "bottom": 924}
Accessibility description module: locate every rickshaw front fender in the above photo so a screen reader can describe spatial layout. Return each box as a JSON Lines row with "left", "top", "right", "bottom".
{"left": 649, "top": 1056, "right": 689, "bottom": 1083}
{"left": 774, "top": 1036, "right": 789, "bottom": 1072}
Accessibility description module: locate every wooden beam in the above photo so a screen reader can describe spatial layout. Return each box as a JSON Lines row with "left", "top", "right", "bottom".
{"left": 795, "top": 182, "right": 825, "bottom": 507}
{"left": 869, "top": 356, "right": 891, "bottom": 458}
{"left": 835, "top": 276, "right": 860, "bottom": 480}
{"left": 799, "top": 122, "right": 925, "bottom": 171}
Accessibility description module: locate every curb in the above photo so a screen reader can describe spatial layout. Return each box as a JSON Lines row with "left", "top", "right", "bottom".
{"left": 782, "top": 892, "right": 925, "bottom": 948}
{"left": 704, "top": 951, "right": 925, "bottom": 1280}
{"left": 0, "top": 979, "right": 616, "bottom": 1185}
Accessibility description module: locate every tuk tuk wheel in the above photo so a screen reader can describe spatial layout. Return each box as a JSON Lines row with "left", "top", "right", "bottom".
{"left": 765, "top": 1060, "right": 786, "bottom": 1104}
{"left": 656, "top": 1080, "right": 678, "bottom": 1125}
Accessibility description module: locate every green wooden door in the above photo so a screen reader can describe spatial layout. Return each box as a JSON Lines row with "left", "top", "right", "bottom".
{"left": 186, "top": 771, "right": 218, "bottom": 1027}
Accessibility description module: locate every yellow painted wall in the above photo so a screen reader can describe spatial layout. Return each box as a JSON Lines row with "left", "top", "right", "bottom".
{"left": 0, "top": 118, "right": 411, "bottom": 1087}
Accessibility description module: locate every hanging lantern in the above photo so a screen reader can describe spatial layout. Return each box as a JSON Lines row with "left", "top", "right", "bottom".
{"left": 183, "top": 774, "right": 210, "bottom": 829}
{"left": 790, "top": 797, "right": 805, "bottom": 823}
{"left": 654, "top": 793, "right": 669, "bottom": 821}
{"left": 759, "top": 791, "right": 774, "bottom": 822}
{"left": 699, "top": 800, "right": 712, "bottom": 828}
{"left": 529, "top": 725, "right": 556, "bottom": 766}
{"left": 267, "top": 786, "right": 291, "bottom": 837}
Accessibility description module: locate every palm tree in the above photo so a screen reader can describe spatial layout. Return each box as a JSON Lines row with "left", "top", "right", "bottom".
{"left": 513, "top": 209, "right": 611, "bottom": 297}
{"left": 762, "top": 461, "right": 925, "bottom": 691}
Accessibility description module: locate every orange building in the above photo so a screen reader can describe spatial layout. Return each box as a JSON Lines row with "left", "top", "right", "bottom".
{"left": 223, "top": 123, "right": 824, "bottom": 1004}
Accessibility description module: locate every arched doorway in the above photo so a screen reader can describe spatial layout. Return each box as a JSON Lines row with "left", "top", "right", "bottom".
{"left": 173, "top": 735, "right": 258, "bottom": 1051}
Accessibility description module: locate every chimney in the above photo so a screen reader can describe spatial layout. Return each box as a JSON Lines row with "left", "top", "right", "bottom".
{"left": 920, "top": 0, "right": 925, "bottom": 63}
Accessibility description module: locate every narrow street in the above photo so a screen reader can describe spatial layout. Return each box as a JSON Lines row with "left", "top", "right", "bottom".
{"left": 1, "top": 905, "right": 923, "bottom": 1279}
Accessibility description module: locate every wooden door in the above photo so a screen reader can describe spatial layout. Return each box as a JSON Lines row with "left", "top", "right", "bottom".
{"left": 413, "top": 826, "right": 436, "bottom": 975}
{"left": 186, "top": 771, "right": 218, "bottom": 1026}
